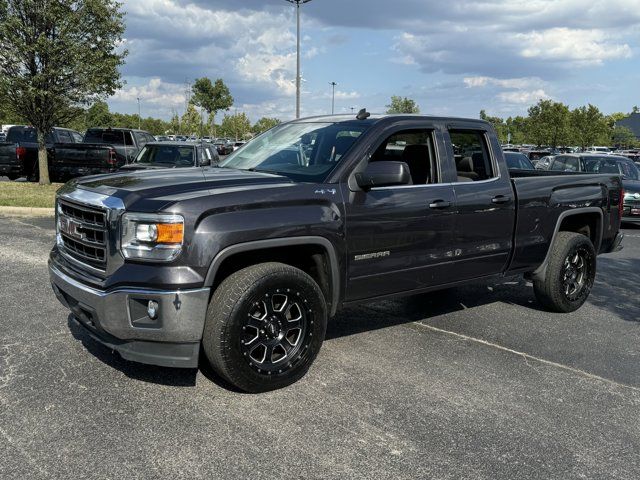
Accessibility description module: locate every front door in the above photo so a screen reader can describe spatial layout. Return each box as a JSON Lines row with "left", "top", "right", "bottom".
{"left": 344, "top": 126, "right": 458, "bottom": 301}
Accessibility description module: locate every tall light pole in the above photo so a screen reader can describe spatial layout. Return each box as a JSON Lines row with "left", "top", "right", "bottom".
{"left": 136, "top": 97, "right": 141, "bottom": 130}
{"left": 329, "top": 81, "right": 337, "bottom": 115}
{"left": 285, "top": 0, "right": 312, "bottom": 118}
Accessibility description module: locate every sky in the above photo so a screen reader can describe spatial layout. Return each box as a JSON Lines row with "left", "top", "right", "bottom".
{"left": 108, "top": 0, "right": 640, "bottom": 123}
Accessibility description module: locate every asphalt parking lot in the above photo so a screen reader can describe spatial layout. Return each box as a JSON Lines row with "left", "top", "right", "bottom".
{"left": 1, "top": 214, "right": 639, "bottom": 479}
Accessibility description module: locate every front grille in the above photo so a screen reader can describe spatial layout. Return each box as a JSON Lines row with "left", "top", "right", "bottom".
{"left": 58, "top": 199, "right": 108, "bottom": 271}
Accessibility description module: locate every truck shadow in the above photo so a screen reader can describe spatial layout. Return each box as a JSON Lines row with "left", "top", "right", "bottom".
{"left": 588, "top": 255, "right": 640, "bottom": 323}
{"left": 67, "top": 315, "right": 198, "bottom": 387}
{"left": 326, "top": 276, "right": 541, "bottom": 341}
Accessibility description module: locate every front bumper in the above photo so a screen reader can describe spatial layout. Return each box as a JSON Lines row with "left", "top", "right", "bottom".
{"left": 49, "top": 261, "right": 210, "bottom": 368}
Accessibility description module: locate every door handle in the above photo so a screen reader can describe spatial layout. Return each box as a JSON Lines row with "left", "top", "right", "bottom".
{"left": 429, "top": 200, "right": 452, "bottom": 209}
{"left": 491, "top": 195, "right": 511, "bottom": 204}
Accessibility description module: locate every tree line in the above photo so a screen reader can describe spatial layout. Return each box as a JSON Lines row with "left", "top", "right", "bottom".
{"left": 479, "top": 101, "right": 638, "bottom": 149}
{"left": 51, "top": 99, "right": 281, "bottom": 139}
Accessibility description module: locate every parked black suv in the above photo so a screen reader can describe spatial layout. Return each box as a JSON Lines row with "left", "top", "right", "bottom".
{"left": 49, "top": 114, "right": 624, "bottom": 392}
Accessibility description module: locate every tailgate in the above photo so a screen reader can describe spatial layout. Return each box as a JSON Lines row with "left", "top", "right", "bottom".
{"left": 53, "top": 143, "right": 112, "bottom": 167}
{"left": 0, "top": 143, "right": 18, "bottom": 166}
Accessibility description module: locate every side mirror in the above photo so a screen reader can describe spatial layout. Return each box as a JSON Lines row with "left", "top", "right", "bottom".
{"left": 355, "top": 161, "right": 412, "bottom": 190}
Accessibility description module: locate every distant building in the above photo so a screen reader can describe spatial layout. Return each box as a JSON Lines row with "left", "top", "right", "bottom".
{"left": 616, "top": 112, "right": 640, "bottom": 139}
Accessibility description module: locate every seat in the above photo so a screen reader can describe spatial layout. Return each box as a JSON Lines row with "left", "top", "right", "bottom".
{"left": 401, "top": 144, "right": 431, "bottom": 184}
{"left": 329, "top": 136, "right": 356, "bottom": 162}
{"left": 456, "top": 156, "right": 478, "bottom": 181}
{"left": 471, "top": 152, "right": 488, "bottom": 179}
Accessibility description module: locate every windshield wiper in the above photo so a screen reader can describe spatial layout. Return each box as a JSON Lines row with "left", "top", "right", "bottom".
{"left": 246, "top": 167, "right": 282, "bottom": 175}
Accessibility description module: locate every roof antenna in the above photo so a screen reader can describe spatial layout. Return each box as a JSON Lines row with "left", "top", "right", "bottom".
{"left": 356, "top": 108, "right": 370, "bottom": 120}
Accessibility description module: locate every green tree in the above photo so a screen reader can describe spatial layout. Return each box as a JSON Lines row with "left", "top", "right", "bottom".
{"left": 570, "top": 104, "right": 610, "bottom": 149}
{"left": 526, "top": 99, "right": 571, "bottom": 148}
{"left": 169, "top": 112, "right": 180, "bottom": 135}
{"left": 504, "top": 116, "right": 528, "bottom": 145}
{"left": 191, "top": 78, "right": 233, "bottom": 136}
{"left": 180, "top": 103, "right": 201, "bottom": 136}
{"left": 480, "top": 110, "right": 508, "bottom": 143}
{"left": 86, "top": 101, "right": 114, "bottom": 128}
{"left": 0, "top": 0, "right": 127, "bottom": 184}
{"left": 219, "top": 112, "right": 251, "bottom": 140}
{"left": 386, "top": 96, "right": 420, "bottom": 114}
{"left": 612, "top": 126, "right": 638, "bottom": 148}
{"left": 252, "top": 117, "right": 281, "bottom": 135}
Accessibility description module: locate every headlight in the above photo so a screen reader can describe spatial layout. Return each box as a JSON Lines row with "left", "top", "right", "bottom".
{"left": 121, "top": 213, "right": 184, "bottom": 262}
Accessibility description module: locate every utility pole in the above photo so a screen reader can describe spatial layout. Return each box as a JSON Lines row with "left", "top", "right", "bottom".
{"left": 329, "top": 81, "right": 337, "bottom": 115}
{"left": 136, "top": 97, "right": 141, "bottom": 130}
{"left": 285, "top": 0, "right": 312, "bottom": 118}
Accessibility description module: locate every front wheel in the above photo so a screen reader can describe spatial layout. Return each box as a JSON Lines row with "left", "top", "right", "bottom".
{"left": 533, "top": 232, "right": 596, "bottom": 313}
{"left": 202, "top": 262, "right": 327, "bottom": 392}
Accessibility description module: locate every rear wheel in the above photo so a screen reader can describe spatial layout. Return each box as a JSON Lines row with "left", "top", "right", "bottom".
{"left": 533, "top": 232, "right": 596, "bottom": 313}
{"left": 6, "top": 174, "right": 18, "bottom": 181}
{"left": 202, "top": 262, "right": 327, "bottom": 392}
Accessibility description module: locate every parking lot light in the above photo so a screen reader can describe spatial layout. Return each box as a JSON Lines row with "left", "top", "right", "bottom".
{"left": 285, "top": 0, "right": 312, "bottom": 118}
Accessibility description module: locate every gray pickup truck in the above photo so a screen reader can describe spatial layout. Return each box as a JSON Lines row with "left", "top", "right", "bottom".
{"left": 49, "top": 113, "right": 624, "bottom": 392}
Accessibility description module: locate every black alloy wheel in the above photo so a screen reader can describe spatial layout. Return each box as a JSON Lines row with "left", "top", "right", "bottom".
{"left": 203, "top": 262, "right": 327, "bottom": 392}
{"left": 241, "top": 289, "right": 310, "bottom": 374}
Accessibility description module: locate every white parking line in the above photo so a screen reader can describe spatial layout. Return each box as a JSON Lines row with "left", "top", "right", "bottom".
{"left": 415, "top": 322, "right": 640, "bottom": 393}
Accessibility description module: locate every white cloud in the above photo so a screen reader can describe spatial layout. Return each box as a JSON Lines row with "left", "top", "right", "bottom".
{"left": 516, "top": 28, "right": 632, "bottom": 65}
{"left": 334, "top": 90, "right": 360, "bottom": 100}
{"left": 112, "top": 78, "right": 185, "bottom": 107}
{"left": 497, "top": 89, "right": 550, "bottom": 104}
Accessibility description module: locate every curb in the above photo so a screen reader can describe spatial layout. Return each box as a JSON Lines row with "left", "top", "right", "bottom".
{"left": 0, "top": 206, "right": 55, "bottom": 217}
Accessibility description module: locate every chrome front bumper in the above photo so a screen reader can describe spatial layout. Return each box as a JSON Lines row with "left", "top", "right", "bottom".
{"left": 49, "top": 262, "right": 210, "bottom": 368}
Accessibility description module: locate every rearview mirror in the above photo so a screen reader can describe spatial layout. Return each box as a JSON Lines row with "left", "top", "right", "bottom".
{"left": 355, "top": 161, "right": 412, "bottom": 190}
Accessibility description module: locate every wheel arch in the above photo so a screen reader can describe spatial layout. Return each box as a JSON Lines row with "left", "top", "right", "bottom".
{"left": 532, "top": 207, "right": 603, "bottom": 282}
{"left": 204, "top": 237, "right": 341, "bottom": 317}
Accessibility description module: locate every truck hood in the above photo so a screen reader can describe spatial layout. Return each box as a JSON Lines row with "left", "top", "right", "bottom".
{"left": 66, "top": 166, "right": 293, "bottom": 210}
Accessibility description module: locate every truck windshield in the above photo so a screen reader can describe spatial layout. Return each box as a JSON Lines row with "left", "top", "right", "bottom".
{"left": 134, "top": 145, "right": 195, "bottom": 167}
{"left": 219, "top": 122, "right": 370, "bottom": 182}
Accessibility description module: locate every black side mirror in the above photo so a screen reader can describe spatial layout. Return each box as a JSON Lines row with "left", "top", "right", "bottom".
{"left": 355, "top": 161, "right": 412, "bottom": 190}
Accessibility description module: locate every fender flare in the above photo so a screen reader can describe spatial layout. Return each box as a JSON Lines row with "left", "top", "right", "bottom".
{"left": 531, "top": 207, "right": 603, "bottom": 281}
{"left": 204, "top": 236, "right": 341, "bottom": 317}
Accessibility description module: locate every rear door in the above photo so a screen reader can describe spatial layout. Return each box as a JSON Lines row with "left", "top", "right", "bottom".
{"left": 344, "top": 121, "right": 458, "bottom": 301}
{"left": 445, "top": 124, "right": 516, "bottom": 278}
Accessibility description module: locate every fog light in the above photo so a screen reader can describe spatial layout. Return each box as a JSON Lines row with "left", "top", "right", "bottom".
{"left": 147, "top": 300, "right": 159, "bottom": 320}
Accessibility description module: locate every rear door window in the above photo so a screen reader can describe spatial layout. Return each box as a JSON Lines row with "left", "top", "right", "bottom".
{"left": 7, "top": 128, "right": 53, "bottom": 144}
{"left": 84, "top": 130, "right": 134, "bottom": 145}
{"left": 550, "top": 156, "right": 580, "bottom": 172}
{"left": 449, "top": 130, "right": 496, "bottom": 181}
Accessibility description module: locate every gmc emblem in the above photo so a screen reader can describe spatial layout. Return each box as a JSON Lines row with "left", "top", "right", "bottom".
{"left": 59, "top": 216, "right": 86, "bottom": 241}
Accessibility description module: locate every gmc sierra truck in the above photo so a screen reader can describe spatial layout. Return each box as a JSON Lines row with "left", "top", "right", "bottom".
{"left": 49, "top": 113, "right": 624, "bottom": 393}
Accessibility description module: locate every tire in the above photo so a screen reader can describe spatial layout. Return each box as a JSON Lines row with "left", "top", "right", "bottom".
{"left": 533, "top": 232, "right": 596, "bottom": 313}
{"left": 6, "top": 174, "right": 18, "bottom": 181}
{"left": 202, "top": 262, "right": 327, "bottom": 393}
